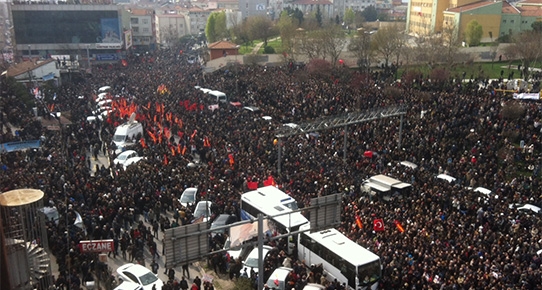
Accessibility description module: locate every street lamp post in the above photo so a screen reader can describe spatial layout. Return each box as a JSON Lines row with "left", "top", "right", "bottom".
{"left": 86, "top": 45, "right": 91, "bottom": 68}
{"left": 27, "top": 44, "right": 31, "bottom": 60}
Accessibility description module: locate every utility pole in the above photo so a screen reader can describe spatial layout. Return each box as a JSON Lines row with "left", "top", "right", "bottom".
{"left": 86, "top": 44, "right": 91, "bottom": 69}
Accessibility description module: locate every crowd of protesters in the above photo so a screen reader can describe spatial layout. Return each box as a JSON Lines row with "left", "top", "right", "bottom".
{"left": 2, "top": 40, "right": 542, "bottom": 290}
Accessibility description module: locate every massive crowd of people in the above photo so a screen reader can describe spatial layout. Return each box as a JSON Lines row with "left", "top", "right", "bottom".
{"left": 2, "top": 42, "right": 542, "bottom": 290}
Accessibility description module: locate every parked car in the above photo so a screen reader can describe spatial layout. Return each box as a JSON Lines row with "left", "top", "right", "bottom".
{"left": 179, "top": 187, "right": 198, "bottom": 208}
{"left": 302, "top": 284, "right": 326, "bottom": 290}
{"left": 241, "top": 245, "right": 273, "bottom": 277}
{"left": 116, "top": 263, "right": 163, "bottom": 290}
{"left": 210, "top": 214, "right": 237, "bottom": 236}
{"left": 223, "top": 237, "right": 253, "bottom": 263}
{"left": 123, "top": 157, "right": 144, "bottom": 169}
{"left": 193, "top": 201, "right": 213, "bottom": 223}
{"left": 509, "top": 203, "right": 541, "bottom": 214}
{"left": 113, "top": 281, "right": 143, "bottom": 290}
{"left": 264, "top": 267, "right": 294, "bottom": 290}
{"left": 114, "top": 150, "right": 138, "bottom": 166}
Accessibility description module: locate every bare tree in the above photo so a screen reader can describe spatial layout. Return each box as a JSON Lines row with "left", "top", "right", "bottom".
{"left": 246, "top": 15, "right": 274, "bottom": 47}
{"left": 296, "top": 30, "right": 325, "bottom": 60}
{"left": 348, "top": 28, "right": 373, "bottom": 71}
{"left": 507, "top": 31, "right": 542, "bottom": 80}
{"left": 370, "top": 24, "right": 404, "bottom": 67}
{"left": 320, "top": 25, "right": 347, "bottom": 66}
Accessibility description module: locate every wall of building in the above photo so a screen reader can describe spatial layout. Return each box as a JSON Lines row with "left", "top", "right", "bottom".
{"left": 459, "top": 13, "right": 501, "bottom": 42}
{"left": 499, "top": 13, "right": 522, "bottom": 38}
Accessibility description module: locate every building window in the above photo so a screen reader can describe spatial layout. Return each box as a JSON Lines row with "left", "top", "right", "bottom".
{"left": 131, "top": 18, "right": 139, "bottom": 24}
{"left": 142, "top": 27, "right": 149, "bottom": 33}
{"left": 142, "top": 19, "right": 149, "bottom": 24}
{"left": 133, "top": 27, "right": 139, "bottom": 33}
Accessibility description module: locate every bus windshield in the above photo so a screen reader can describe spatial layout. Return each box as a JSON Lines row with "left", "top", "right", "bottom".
{"left": 358, "top": 260, "right": 381, "bottom": 286}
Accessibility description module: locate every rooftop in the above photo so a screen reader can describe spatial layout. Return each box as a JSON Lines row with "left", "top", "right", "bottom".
{"left": 446, "top": 0, "right": 498, "bottom": 13}
{"left": 208, "top": 40, "right": 239, "bottom": 49}
{"left": 6, "top": 59, "right": 55, "bottom": 78}
{"left": 291, "top": 0, "right": 333, "bottom": 5}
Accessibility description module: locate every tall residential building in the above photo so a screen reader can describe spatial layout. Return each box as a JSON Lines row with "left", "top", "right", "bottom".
{"left": 406, "top": 0, "right": 480, "bottom": 36}
{"left": 129, "top": 8, "right": 155, "bottom": 50}
{"left": 155, "top": 9, "right": 187, "bottom": 48}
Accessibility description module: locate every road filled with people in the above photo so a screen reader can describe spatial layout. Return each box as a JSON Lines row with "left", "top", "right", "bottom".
{"left": 2, "top": 44, "right": 542, "bottom": 290}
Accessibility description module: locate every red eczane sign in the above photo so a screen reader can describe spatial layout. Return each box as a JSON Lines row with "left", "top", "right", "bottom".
{"left": 79, "top": 240, "right": 114, "bottom": 253}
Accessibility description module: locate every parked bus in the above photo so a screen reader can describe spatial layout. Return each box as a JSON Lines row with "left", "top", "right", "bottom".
{"left": 298, "top": 223, "right": 381, "bottom": 290}
{"left": 240, "top": 186, "right": 309, "bottom": 252}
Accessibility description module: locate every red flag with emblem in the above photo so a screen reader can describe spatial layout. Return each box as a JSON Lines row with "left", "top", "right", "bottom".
{"left": 373, "top": 219, "right": 385, "bottom": 232}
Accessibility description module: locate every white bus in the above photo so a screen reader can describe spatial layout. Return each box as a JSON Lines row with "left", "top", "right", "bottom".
{"left": 240, "top": 186, "right": 309, "bottom": 251}
{"left": 298, "top": 223, "right": 381, "bottom": 290}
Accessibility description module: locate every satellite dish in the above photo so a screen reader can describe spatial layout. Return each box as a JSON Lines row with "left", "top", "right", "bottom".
{"left": 128, "top": 112, "right": 136, "bottom": 124}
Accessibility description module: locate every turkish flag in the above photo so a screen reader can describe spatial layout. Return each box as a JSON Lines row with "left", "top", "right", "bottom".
{"left": 373, "top": 219, "right": 385, "bottom": 232}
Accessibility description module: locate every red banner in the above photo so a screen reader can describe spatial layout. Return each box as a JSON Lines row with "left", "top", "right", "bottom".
{"left": 79, "top": 240, "right": 114, "bottom": 253}
{"left": 373, "top": 219, "right": 385, "bottom": 232}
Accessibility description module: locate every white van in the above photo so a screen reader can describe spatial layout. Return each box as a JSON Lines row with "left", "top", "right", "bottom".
{"left": 113, "top": 114, "right": 143, "bottom": 148}
{"left": 264, "top": 267, "right": 294, "bottom": 290}
{"left": 207, "top": 90, "right": 227, "bottom": 103}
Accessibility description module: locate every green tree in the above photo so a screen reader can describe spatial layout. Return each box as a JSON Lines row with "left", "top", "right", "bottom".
{"left": 278, "top": 11, "right": 298, "bottom": 58}
{"left": 284, "top": 7, "right": 304, "bottom": 26}
{"left": 344, "top": 8, "right": 355, "bottom": 28}
{"left": 316, "top": 6, "right": 323, "bottom": 27}
{"left": 205, "top": 12, "right": 218, "bottom": 43}
{"left": 532, "top": 21, "right": 542, "bottom": 33}
{"left": 361, "top": 6, "right": 378, "bottom": 22}
{"left": 204, "top": 11, "right": 227, "bottom": 43}
{"left": 465, "top": 20, "right": 483, "bottom": 46}
{"left": 214, "top": 11, "right": 228, "bottom": 41}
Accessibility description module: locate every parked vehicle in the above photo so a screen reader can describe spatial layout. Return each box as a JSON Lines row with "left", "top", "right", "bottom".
{"left": 116, "top": 263, "right": 163, "bottom": 290}
{"left": 113, "top": 150, "right": 138, "bottom": 166}
{"left": 179, "top": 187, "right": 198, "bottom": 208}
{"left": 193, "top": 201, "right": 213, "bottom": 223}
{"left": 241, "top": 245, "right": 273, "bottom": 277}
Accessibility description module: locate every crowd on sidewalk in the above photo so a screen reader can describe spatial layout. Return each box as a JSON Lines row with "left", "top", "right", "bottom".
{"left": 2, "top": 41, "right": 542, "bottom": 290}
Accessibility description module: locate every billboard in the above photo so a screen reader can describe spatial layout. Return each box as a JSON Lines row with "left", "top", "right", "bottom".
{"left": 12, "top": 10, "right": 120, "bottom": 45}
{"left": 100, "top": 18, "right": 121, "bottom": 43}
{"left": 78, "top": 240, "right": 114, "bottom": 253}
{"left": 124, "top": 30, "right": 133, "bottom": 50}
{"left": 95, "top": 54, "right": 119, "bottom": 61}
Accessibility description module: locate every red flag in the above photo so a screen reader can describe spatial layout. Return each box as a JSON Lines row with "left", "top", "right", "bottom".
{"left": 394, "top": 220, "right": 405, "bottom": 233}
{"left": 355, "top": 215, "right": 363, "bottom": 229}
{"left": 121, "top": 59, "right": 128, "bottom": 67}
{"left": 140, "top": 138, "right": 147, "bottom": 148}
{"left": 203, "top": 136, "right": 211, "bottom": 147}
{"left": 163, "top": 154, "right": 168, "bottom": 165}
{"left": 373, "top": 219, "right": 385, "bottom": 232}
{"left": 228, "top": 153, "right": 235, "bottom": 166}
